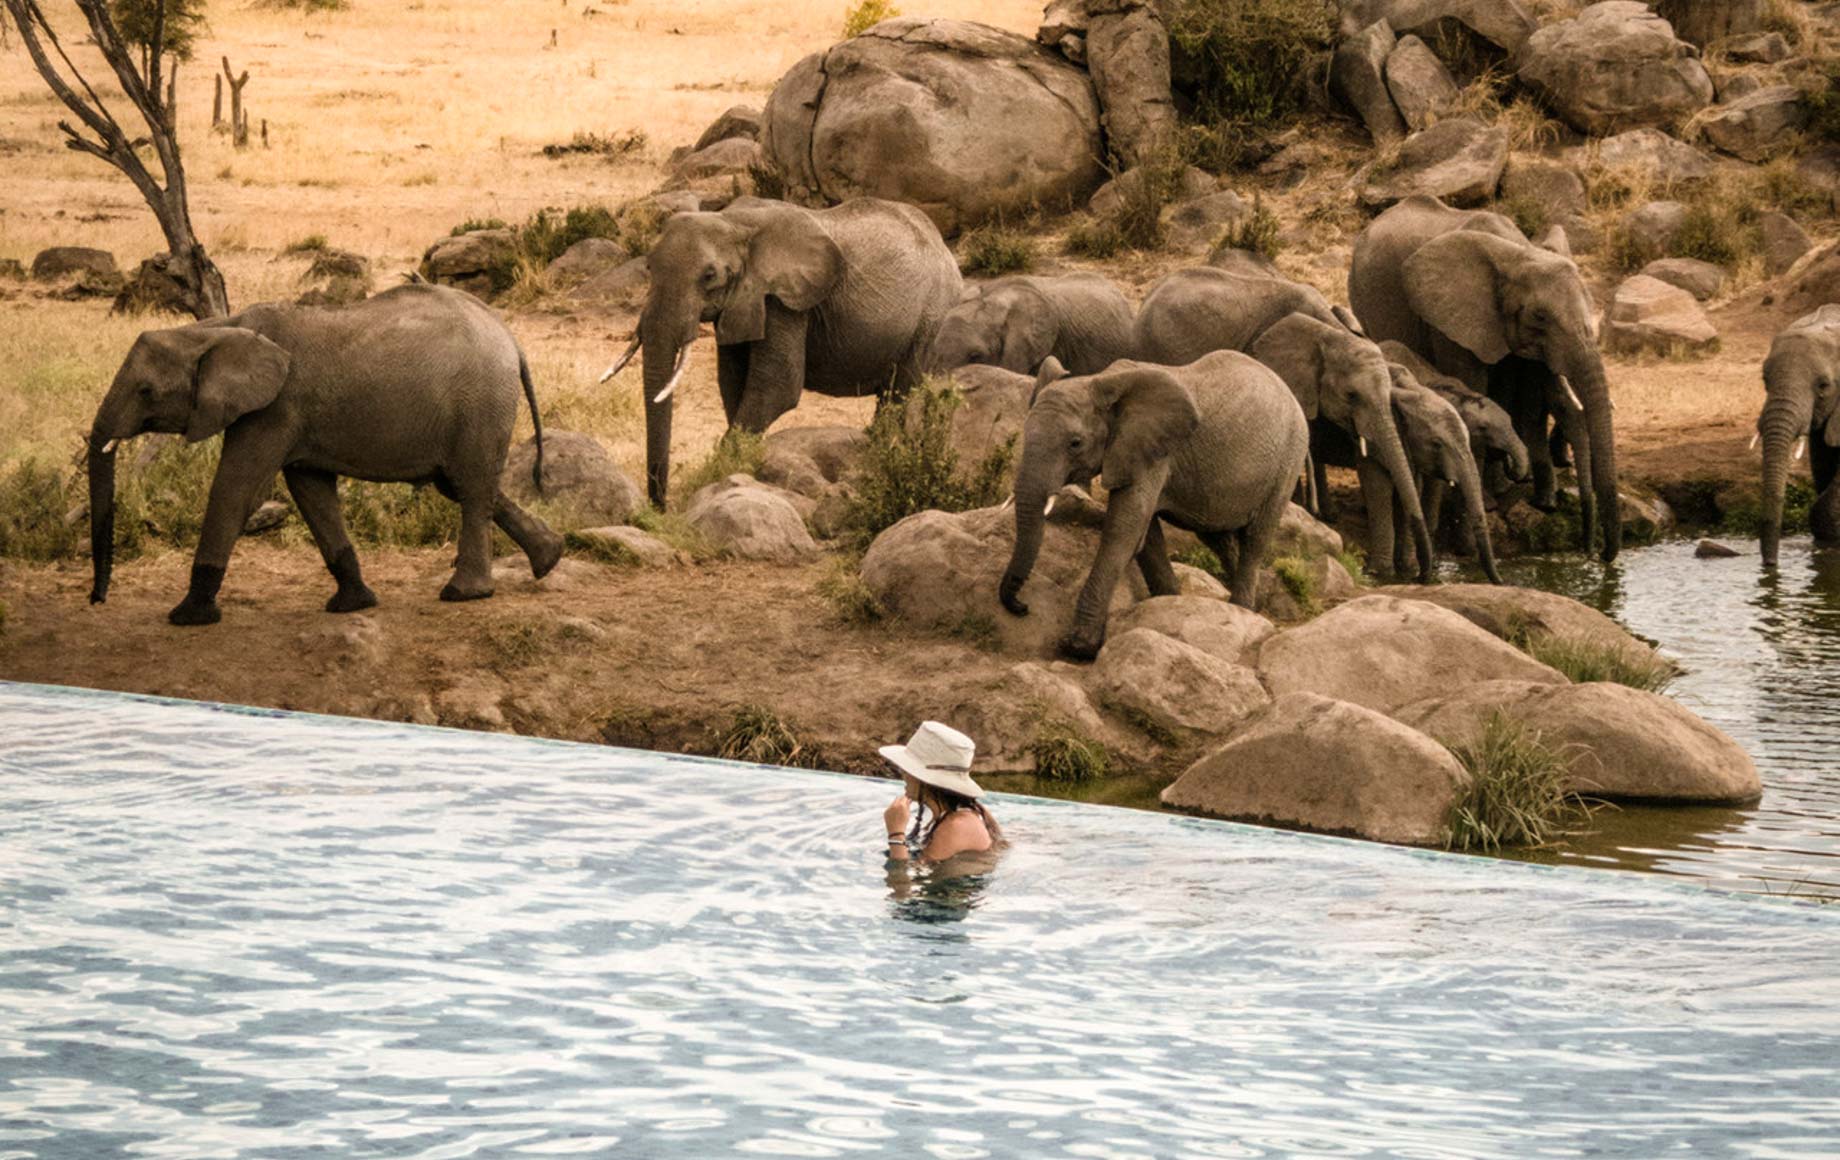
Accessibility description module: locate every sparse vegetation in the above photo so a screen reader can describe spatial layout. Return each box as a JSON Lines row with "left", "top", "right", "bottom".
{"left": 673, "top": 429, "right": 767, "bottom": 504}
{"left": 255, "top": 0, "right": 347, "bottom": 9}
{"left": 339, "top": 480, "right": 461, "bottom": 548}
{"left": 1064, "top": 217, "right": 1125, "bottom": 259}
{"left": 841, "top": 0, "right": 897, "bottom": 39}
{"left": 450, "top": 217, "right": 510, "bottom": 237}
{"left": 0, "top": 458, "right": 80, "bottom": 562}
{"left": 816, "top": 557, "right": 886, "bottom": 626}
{"left": 958, "top": 223, "right": 1036, "bottom": 276}
{"left": 1113, "top": 145, "right": 1187, "bottom": 251}
{"left": 718, "top": 704, "right": 825, "bottom": 768}
{"left": 519, "top": 203, "right": 622, "bottom": 267}
{"left": 1444, "top": 712, "right": 1591, "bottom": 852}
{"left": 1721, "top": 478, "right": 1815, "bottom": 537}
{"left": 281, "top": 234, "right": 330, "bottom": 255}
{"left": 1270, "top": 555, "right": 1320, "bottom": 617}
{"left": 1030, "top": 719, "right": 1112, "bottom": 782}
{"left": 628, "top": 507, "right": 716, "bottom": 563}
{"left": 1216, "top": 194, "right": 1282, "bottom": 258}
{"left": 1162, "top": 0, "right": 1335, "bottom": 168}
{"left": 948, "top": 611, "right": 1001, "bottom": 651}
{"left": 1173, "top": 543, "right": 1227, "bottom": 583}
{"left": 540, "top": 130, "right": 647, "bottom": 159}
{"left": 1334, "top": 548, "right": 1368, "bottom": 587}
{"left": 1523, "top": 634, "right": 1676, "bottom": 692}
{"left": 477, "top": 618, "right": 551, "bottom": 667}
{"left": 1805, "top": 62, "right": 1840, "bottom": 146}
{"left": 841, "top": 381, "right": 1015, "bottom": 547}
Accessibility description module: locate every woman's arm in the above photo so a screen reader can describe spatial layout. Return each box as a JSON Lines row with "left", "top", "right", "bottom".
{"left": 883, "top": 794, "right": 911, "bottom": 862}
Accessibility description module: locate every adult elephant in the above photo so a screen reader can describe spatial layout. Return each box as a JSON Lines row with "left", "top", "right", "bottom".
{"left": 1758, "top": 305, "right": 1840, "bottom": 567}
{"left": 605, "top": 197, "right": 962, "bottom": 507}
{"left": 1385, "top": 362, "right": 1504, "bottom": 584}
{"left": 1350, "top": 194, "right": 1620, "bottom": 562}
{"left": 999, "top": 352, "right": 1310, "bottom": 659}
{"left": 1135, "top": 268, "right": 1433, "bottom": 583}
{"left": 925, "top": 273, "right": 1135, "bottom": 376}
{"left": 1378, "top": 340, "right": 1531, "bottom": 492}
{"left": 87, "top": 284, "right": 562, "bottom": 626}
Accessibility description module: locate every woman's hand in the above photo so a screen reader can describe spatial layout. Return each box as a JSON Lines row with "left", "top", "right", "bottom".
{"left": 883, "top": 793, "right": 911, "bottom": 835}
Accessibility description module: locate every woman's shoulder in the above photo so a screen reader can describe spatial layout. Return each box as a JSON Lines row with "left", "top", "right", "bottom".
{"left": 927, "top": 809, "right": 994, "bottom": 857}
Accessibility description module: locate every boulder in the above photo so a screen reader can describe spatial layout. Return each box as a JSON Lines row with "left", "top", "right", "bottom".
{"left": 1760, "top": 211, "right": 1812, "bottom": 276}
{"left": 1360, "top": 118, "right": 1509, "bottom": 209}
{"left": 1164, "top": 191, "right": 1250, "bottom": 248}
{"left": 1723, "top": 31, "right": 1791, "bottom": 63}
{"left": 1621, "top": 199, "right": 1688, "bottom": 258}
{"left": 420, "top": 228, "right": 516, "bottom": 297}
{"left": 685, "top": 475, "right": 819, "bottom": 562}
{"left": 500, "top": 431, "right": 645, "bottom": 528}
{"left": 692, "top": 105, "right": 763, "bottom": 152}
{"left": 113, "top": 253, "right": 195, "bottom": 315}
{"left": 861, "top": 503, "right": 1134, "bottom": 657}
{"left": 31, "top": 246, "right": 117, "bottom": 282}
{"left": 761, "top": 18, "right": 1105, "bottom": 233}
{"left": 1332, "top": 19, "right": 1408, "bottom": 146}
{"left": 1085, "top": 5, "right": 1175, "bottom": 167}
{"left": 1338, "top": 0, "right": 1537, "bottom": 52}
{"left": 1384, "top": 34, "right": 1459, "bottom": 132}
{"left": 949, "top": 660, "right": 1133, "bottom": 773}
{"left": 1517, "top": 2, "right": 1715, "bottom": 135}
{"left": 1272, "top": 502, "right": 1344, "bottom": 559}
{"left": 569, "top": 257, "right": 648, "bottom": 305}
{"left": 1587, "top": 127, "right": 1715, "bottom": 182}
{"left": 1090, "top": 164, "right": 1215, "bottom": 218}
{"left": 1554, "top": 213, "right": 1603, "bottom": 255}
{"left": 1719, "top": 72, "right": 1766, "bottom": 102}
{"left": 1173, "top": 563, "right": 1230, "bottom": 600}
{"left": 294, "top": 248, "right": 371, "bottom": 308}
{"left": 1698, "top": 85, "right": 1806, "bottom": 162}
{"left": 1088, "top": 628, "right": 1270, "bottom": 737}
{"left": 547, "top": 237, "right": 629, "bottom": 287}
{"left": 1653, "top": 0, "right": 1766, "bottom": 47}
{"left": 936, "top": 363, "right": 1035, "bottom": 471}
{"left": 1641, "top": 256, "right": 1726, "bottom": 300}
{"left": 1372, "top": 582, "right": 1668, "bottom": 676}
{"left": 672, "top": 136, "right": 763, "bottom": 181}
{"left": 1788, "top": 244, "right": 1840, "bottom": 313}
{"left": 1498, "top": 156, "right": 1587, "bottom": 218}
{"left": 570, "top": 525, "right": 681, "bottom": 566}
{"left": 1604, "top": 274, "right": 1719, "bottom": 356}
{"left": 1109, "top": 595, "right": 1276, "bottom": 666}
{"left": 1257, "top": 593, "right": 1565, "bottom": 714}
{"left": 1257, "top": 554, "right": 1359, "bottom": 621}
{"left": 1162, "top": 692, "right": 1472, "bottom": 846}
{"left": 758, "top": 425, "right": 868, "bottom": 499}
{"left": 1396, "top": 680, "right": 1762, "bottom": 802}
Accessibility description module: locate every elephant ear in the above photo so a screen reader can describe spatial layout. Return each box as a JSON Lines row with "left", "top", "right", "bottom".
{"left": 183, "top": 328, "right": 291, "bottom": 443}
{"left": 999, "top": 284, "right": 1057, "bottom": 375}
{"left": 1402, "top": 231, "right": 1522, "bottom": 366}
{"left": 1089, "top": 365, "right": 1199, "bottom": 491}
{"left": 716, "top": 211, "right": 844, "bottom": 346}
{"left": 1331, "top": 304, "right": 1366, "bottom": 337}
{"left": 1249, "top": 313, "right": 1332, "bottom": 420}
{"left": 1031, "top": 355, "right": 1068, "bottom": 406}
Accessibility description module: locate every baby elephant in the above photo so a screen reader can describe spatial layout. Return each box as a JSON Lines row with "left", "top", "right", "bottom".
{"left": 87, "top": 283, "right": 564, "bottom": 625}
{"left": 925, "top": 273, "right": 1136, "bottom": 376}
{"left": 1000, "top": 352, "right": 1310, "bottom": 659}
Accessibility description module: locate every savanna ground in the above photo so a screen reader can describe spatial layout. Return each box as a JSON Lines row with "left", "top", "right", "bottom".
{"left": 0, "top": 0, "right": 1830, "bottom": 800}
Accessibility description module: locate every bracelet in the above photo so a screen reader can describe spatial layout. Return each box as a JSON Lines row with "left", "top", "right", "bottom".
{"left": 887, "top": 833, "right": 905, "bottom": 842}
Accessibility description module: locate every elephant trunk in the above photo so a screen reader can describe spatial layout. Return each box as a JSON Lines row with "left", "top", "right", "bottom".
{"left": 1000, "top": 440, "right": 1057, "bottom": 616}
{"left": 640, "top": 315, "right": 691, "bottom": 509}
{"left": 1457, "top": 456, "right": 1502, "bottom": 585}
{"left": 1759, "top": 391, "right": 1811, "bottom": 568}
{"left": 87, "top": 437, "right": 117, "bottom": 604}
{"left": 1562, "top": 348, "right": 1620, "bottom": 563}
{"left": 1366, "top": 414, "right": 1434, "bottom": 583}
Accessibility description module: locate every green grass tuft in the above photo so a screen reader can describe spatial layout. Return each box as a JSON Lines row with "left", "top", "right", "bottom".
{"left": 1444, "top": 712, "right": 1591, "bottom": 852}
{"left": 1215, "top": 194, "right": 1283, "bottom": 259}
{"left": 673, "top": 429, "right": 767, "bottom": 505}
{"left": 841, "top": 0, "right": 898, "bottom": 38}
{"left": 816, "top": 557, "right": 886, "bottom": 626}
{"left": 281, "top": 234, "right": 330, "bottom": 255}
{"left": 1334, "top": 547, "right": 1369, "bottom": 587}
{"left": 1030, "top": 719, "right": 1112, "bottom": 782}
{"left": 957, "top": 224, "right": 1036, "bottom": 276}
{"left": 841, "top": 381, "right": 1014, "bottom": 547}
{"left": 1270, "top": 555, "right": 1320, "bottom": 617}
{"left": 1172, "top": 543, "right": 1228, "bottom": 583}
{"left": 1522, "top": 633, "right": 1675, "bottom": 692}
{"left": 339, "top": 480, "right": 461, "bottom": 547}
{"left": 718, "top": 704, "right": 826, "bottom": 768}
{"left": 1163, "top": 0, "right": 1335, "bottom": 167}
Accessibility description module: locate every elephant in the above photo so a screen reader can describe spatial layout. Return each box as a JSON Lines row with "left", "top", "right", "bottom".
{"left": 86, "top": 283, "right": 563, "bottom": 626}
{"left": 605, "top": 196, "right": 962, "bottom": 507}
{"left": 1349, "top": 194, "right": 1620, "bottom": 562}
{"left": 998, "top": 351, "right": 1310, "bottom": 659}
{"left": 924, "top": 273, "right": 1135, "bottom": 377}
{"left": 1384, "top": 362, "right": 1504, "bottom": 584}
{"left": 1758, "top": 305, "right": 1840, "bottom": 567}
{"left": 1135, "top": 268, "right": 1433, "bottom": 583}
{"left": 1378, "top": 340, "right": 1531, "bottom": 495}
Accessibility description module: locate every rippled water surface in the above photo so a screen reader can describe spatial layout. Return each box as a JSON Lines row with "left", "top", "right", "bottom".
{"left": 4, "top": 682, "right": 1840, "bottom": 1158}
{"left": 1493, "top": 538, "right": 1840, "bottom": 898}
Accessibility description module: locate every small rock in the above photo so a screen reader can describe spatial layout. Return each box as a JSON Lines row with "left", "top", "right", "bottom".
{"left": 570, "top": 525, "right": 680, "bottom": 566}
{"left": 935, "top": 363, "right": 1035, "bottom": 471}
{"left": 1499, "top": 156, "right": 1587, "bottom": 218}
{"left": 692, "top": 105, "right": 763, "bottom": 152}
{"left": 1164, "top": 191, "right": 1249, "bottom": 248}
{"left": 1622, "top": 200, "right": 1689, "bottom": 258}
{"left": 685, "top": 475, "right": 818, "bottom": 563}
{"left": 300, "top": 614, "right": 386, "bottom": 669}
{"left": 1641, "top": 257, "right": 1726, "bottom": 301}
{"left": 1695, "top": 538, "right": 1740, "bottom": 558}
{"left": 420, "top": 228, "right": 516, "bottom": 298}
{"left": 1585, "top": 127, "right": 1716, "bottom": 183}
{"left": 1556, "top": 213, "right": 1603, "bottom": 255}
{"left": 1162, "top": 691, "right": 1472, "bottom": 847}
{"left": 1089, "top": 628, "right": 1270, "bottom": 738}
{"left": 435, "top": 679, "right": 511, "bottom": 732}
{"left": 672, "top": 136, "right": 763, "bottom": 181}
{"left": 0, "top": 258, "right": 24, "bottom": 280}
{"left": 1760, "top": 211, "right": 1812, "bottom": 276}
{"left": 1699, "top": 84, "right": 1807, "bottom": 163}
{"left": 1605, "top": 274, "right": 1720, "bottom": 356}
{"left": 31, "top": 246, "right": 117, "bottom": 282}
{"left": 242, "top": 500, "right": 290, "bottom": 535}
{"left": 547, "top": 237, "right": 629, "bottom": 287}
{"left": 1332, "top": 18, "right": 1407, "bottom": 145}
{"left": 758, "top": 426, "right": 868, "bottom": 499}
{"left": 1723, "top": 30, "right": 1791, "bottom": 63}
{"left": 1084, "top": 5, "right": 1178, "bottom": 167}
{"left": 1360, "top": 118, "right": 1509, "bottom": 209}
{"left": 1384, "top": 34, "right": 1460, "bottom": 132}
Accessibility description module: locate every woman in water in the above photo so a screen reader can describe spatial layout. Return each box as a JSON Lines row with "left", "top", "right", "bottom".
{"left": 879, "top": 721, "right": 1002, "bottom": 863}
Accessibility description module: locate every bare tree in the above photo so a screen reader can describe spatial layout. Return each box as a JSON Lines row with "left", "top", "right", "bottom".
{"left": 2, "top": 0, "right": 229, "bottom": 318}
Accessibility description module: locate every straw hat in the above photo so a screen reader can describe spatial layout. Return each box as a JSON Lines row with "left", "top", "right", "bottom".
{"left": 879, "top": 721, "right": 982, "bottom": 798}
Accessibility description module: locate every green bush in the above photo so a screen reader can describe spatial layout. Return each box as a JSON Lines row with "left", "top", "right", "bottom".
{"left": 1030, "top": 720, "right": 1112, "bottom": 782}
{"left": 673, "top": 429, "right": 767, "bottom": 505}
{"left": 0, "top": 458, "right": 80, "bottom": 561}
{"left": 1271, "top": 555, "right": 1320, "bottom": 617}
{"left": 1163, "top": 0, "right": 1335, "bottom": 165}
{"left": 520, "top": 204, "right": 622, "bottom": 267}
{"left": 718, "top": 705, "right": 826, "bottom": 768}
{"left": 841, "top": 382, "right": 1015, "bottom": 546}
{"left": 1444, "top": 712, "right": 1589, "bottom": 852}
{"left": 1215, "top": 194, "right": 1282, "bottom": 259}
{"left": 958, "top": 224, "right": 1036, "bottom": 276}
{"left": 841, "top": 0, "right": 898, "bottom": 38}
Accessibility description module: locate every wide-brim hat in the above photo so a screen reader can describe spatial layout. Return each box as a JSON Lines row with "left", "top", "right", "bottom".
{"left": 879, "top": 720, "right": 982, "bottom": 798}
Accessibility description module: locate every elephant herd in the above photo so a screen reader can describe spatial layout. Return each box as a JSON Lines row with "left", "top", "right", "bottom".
{"left": 81, "top": 191, "right": 1840, "bottom": 659}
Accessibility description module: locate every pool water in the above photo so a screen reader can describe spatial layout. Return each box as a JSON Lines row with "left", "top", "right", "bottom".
{"left": 3, "top": 682, "right": 1839, "bottom": 1158}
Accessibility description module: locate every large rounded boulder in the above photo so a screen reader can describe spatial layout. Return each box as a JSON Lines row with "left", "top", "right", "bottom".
{"left": 1515, "top": 2, "right": 1715, "bottom": 136}
{"left": 1375, "top": 583, "right": 1670, "bottom": 677}
{"left": 1088, "top": 628, "right": 1270, "bottom": 739}
{"left": 761, "top": 18, "right": 1105, "bottom": 234}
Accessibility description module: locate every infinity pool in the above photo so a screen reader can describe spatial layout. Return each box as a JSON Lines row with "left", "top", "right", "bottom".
{"left": 3, "top": 682, "right": 1839, "bottom": 1158}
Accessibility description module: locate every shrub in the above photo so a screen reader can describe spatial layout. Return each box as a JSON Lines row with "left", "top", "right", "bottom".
{"left": 1173, "top": 543, "right": 1228, "bottom": 583}
{"left": 540, "top": 130, "right": 647, "bottom": 159}
{"left": 1804, "top": 62, "right": 1840, "bottom": 146}
{"left": 841, "top": 0, "right": 898, "bottom": 38}
{"left": 111, "top": 0, "right": 208, "bottom": 59}
{"left": 281, "top": 233, "right": 329, "bottom": 255}
{"left": 628, "top": 507, "right": 715, "bottom": 562}
{"left": 1522, "top": 633, "right": 1676, "bottom": 692}
{"left": 718, "top": 705, "right": 825, "bottom": 768}
{"left": 618, "top": 199, "right": 667, "bottom": 259}
{"left": 1444, "top": 712, "right": 1589, "bottom": 852}
{"left": 0, "top": 458, "right": 79, "bottom": 561}
{"left": 1113, "top": 146, "right": 1188, "bottom": 251}
{"left": 1270, "top": 555, "right": 1320, "bottom": 617}
{"left": 841, "top": 382, "right": 1015, "bottom": 546}
{"left": 1065, "top": 217, "right": 1125, "bottom": 259}
{"left": 816, "top": 557, "right": 886, "bottom": 626}
{"left": 450, "top": 217, "right": 509, "bottom": 237}
{"left": 339, "top": 480, "right": 461, "bottom": 547}
{"left": 958, "top": 224, "right": 1035, "bottom": 276}
{"left": 1215, "top": 195, "right": 1282, "bottom": 259}
{"left": 520, "top": 203, "right": 622, "bottom": 267}
{"left": 672, "top": 429, "right": 767, "bottom": 504}
{"left": 1030, "top": 720, "right": 1112, "bottom": 782}
{"left": 1334, "top": 548, "right": 1369, "bottom": 587}
{"left": 1162, "top": 0, "right": 1335, "bottom": 163}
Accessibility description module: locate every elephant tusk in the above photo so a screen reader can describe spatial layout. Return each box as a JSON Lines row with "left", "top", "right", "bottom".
{"left": 1750, "top": 431, "right": 1761, "bottom": 451}
{"left": 100, "top": 438, "right": 119, "bottom": 455}
{"left": 1795, "top": 434, "right": 1808, "bottom": 461}
{"left": 1358, "top": 435, "right": 1369, "bottom": 458}
{"left": 1000, "top": 495, "right": 1014, "bottom": 511}
{"left": 1559, "top": 376, "right": 1583, "bottom": 411}
{"left": 653, "top": 348, "right": 690, "bottom": 405}
{"left": 1044, "top": 495, "right": 1057, "bottom": 518}
{"left": 598, "top": 336, "right": 642, "bottom": 383}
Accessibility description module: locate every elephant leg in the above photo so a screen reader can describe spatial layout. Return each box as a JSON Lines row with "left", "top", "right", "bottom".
{"left": 1518, "top": 406, "right": 1556, "bottom": 511}
{"left": 1812, "top": 438, "right": 1840, "bottom": 546}
{"left": 1356, "top": 457, "right": 1396, "bottom": 578}
{"left": 1423, "top": 477, "right": 1450, "bottom": 553}
{"left": 1483, "top": 451, "right": 1510, "bottom": 500}
{"left": 1230, "top": 491, "right": 1289, "bottom": 610}
{"left": 1064, "top": 468, "right": 1168, "bottom": 660}
{"left": 1554, "top": 399, "right": 1595, "bottom": 554}
{"left": 732, "top": 303, "right": 808, "bottom": 433}
{"left": 1312, "top": 450, "right": 1334, "bottom": 521}
{"left": 1135, "top": 516, "right": 1180, "bottom": 597}
{"left": 439, "top": 485, "right": 497, "bottom": 602}
{"left": 1549, "top": 425, "right": 1572, "bottom": 468}
{"left": 284, "top": 465, "right": 377, "bottom": 614}
{"left": 170, "top": 425, "right": 288, "bottom": 626}
{"left": 716, "top": 343, "right": 750, "bottom": 428}
{"left": 494, "top": 491, "right": 564, "bottom": 579}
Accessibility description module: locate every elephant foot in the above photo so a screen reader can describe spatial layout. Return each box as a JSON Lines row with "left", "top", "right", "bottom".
{"left": 439, "top": 581, "right": 494, "bottom": 603}
{"left": 1058, "top": 631, "right": 1103, "bottom": 662}
{"left": 1531, "top": 493, "right": 1558, "bottom": 513}
{"left": 168, "top": 600, "right": 222, "bottom": 627}
{"left": 527, "top": 533, "right": 565, "bottom": 580}
{"left": 326, "top": 585, "right": 379, "bottom": 614}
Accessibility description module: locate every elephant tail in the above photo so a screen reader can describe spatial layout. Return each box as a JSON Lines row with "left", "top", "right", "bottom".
{"left": 519, "top": 350, "right": 545, "bottom": 496}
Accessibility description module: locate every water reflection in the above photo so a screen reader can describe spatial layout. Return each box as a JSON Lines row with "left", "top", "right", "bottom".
{"left": 886, "top": 850, "right": 1000, "bottom": 927}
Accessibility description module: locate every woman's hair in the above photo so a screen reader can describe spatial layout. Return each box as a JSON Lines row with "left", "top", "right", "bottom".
{"left": 910, "top": 782, "right": 1004, "bottom": 849}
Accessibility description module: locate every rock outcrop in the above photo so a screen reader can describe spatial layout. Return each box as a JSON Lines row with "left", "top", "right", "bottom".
{"left": 1373, "top": 583, "right": 1669, "bottom": 676}
{"left": 1605, "top": 274, "right": 1719, "bottom": 357}
{"left": 685, "top": 475, "right": 820, "bottom": 563}
{"left": 500, "top": 431, "right": 645, "bottom": 528}
{"left": 1360, "top": 118, "right": 1508, "bottom": 209}
{"left": 1089, "top": 628, "right": 1270, "bottom": 738}
{"left": 1109, "top": 595, "right": 1276, "bottom": 667}
{"left": 1517, "top": 2, "right": 1715, "bottom": 135}
{"left": 1698, "top": 85, "right": 1806, "bottom": 163}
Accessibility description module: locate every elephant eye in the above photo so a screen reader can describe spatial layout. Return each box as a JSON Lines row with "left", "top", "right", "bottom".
{"left": 966, "top": 352, "right": 983, "bottom": 364}
{"left": 137, "top": 382, "right": 155, "bottom": 398}
{"left": 1069, "top": 436, "right": 1084, "bottom": 450}
{"left": 701, "top": 264, "right": 721, "bottom": 287}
